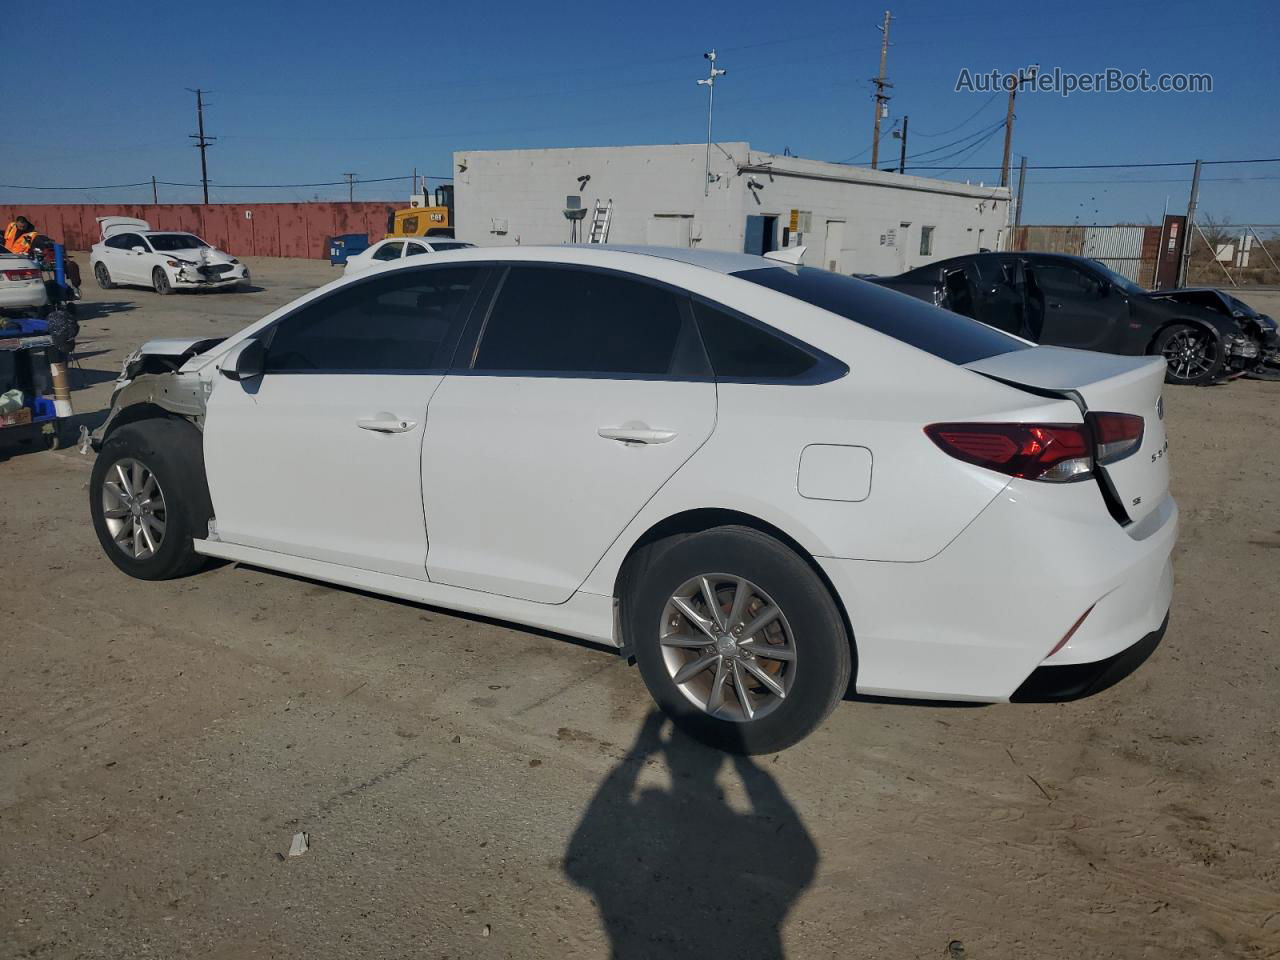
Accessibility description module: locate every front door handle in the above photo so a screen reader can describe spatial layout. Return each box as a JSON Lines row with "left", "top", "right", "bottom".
{"left": 358, "top": 413, "right": 417, "bottom": 433}
{"left": 598, "top": 424, "right": 677, "bottom": 445}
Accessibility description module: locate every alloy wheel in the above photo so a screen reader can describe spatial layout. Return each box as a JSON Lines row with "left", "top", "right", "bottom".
{"left": 659, "top": 574, "right": 797, "bottom": 722}
{"left": 101, "top": 458, "right": 167, "bottom": 560}
{"left": 1162, "top": 329, "right": 1216, "bottom": 381}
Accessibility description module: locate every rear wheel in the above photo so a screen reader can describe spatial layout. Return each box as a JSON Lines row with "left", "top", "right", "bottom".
{"left": 626, "top": 526, "right": 852, "bottom": 754}
{"left": 152, "top": 267, "right": 173, "bottom": 296}
{"left": 89, "top": 420, "right": 211, "bottom": 580}
{"left": 1155, "top": 323, "right": 1222, "bottom": 385}
{"left": 94, "top": 261, "right": 114, "bottom": 289}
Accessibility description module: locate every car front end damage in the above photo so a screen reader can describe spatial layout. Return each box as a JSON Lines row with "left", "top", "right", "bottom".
{"left": 1151, "top": 287, "right": 1277, "bottom": 377}
{"left": 162, "top": 252, "right": 249, "bottom": 289}
{"left": 86, "top": 337, "right": 222, "bottom": 452}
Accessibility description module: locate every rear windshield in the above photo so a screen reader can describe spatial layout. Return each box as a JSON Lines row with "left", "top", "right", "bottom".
{"left": 732, "top": 266, "right": 1028, "bottom": 365}
{"left": 147, "top": 234, "right": 208, "bottom": 251}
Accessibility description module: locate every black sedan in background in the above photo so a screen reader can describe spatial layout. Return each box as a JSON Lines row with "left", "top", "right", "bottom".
{"left": 869, "top": 252, "right": 1276, "bottom": 385}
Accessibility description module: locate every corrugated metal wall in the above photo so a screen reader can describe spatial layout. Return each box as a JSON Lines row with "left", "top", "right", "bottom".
{"left": 0, "top": 203, "right": 399, "bottom": 259}
{"left": 1010, "top": 224, "right": 1162, "bottom": 285}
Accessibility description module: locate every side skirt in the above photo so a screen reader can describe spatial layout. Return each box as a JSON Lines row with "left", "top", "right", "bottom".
{"left": 192, "top": 539, "right": 619, "bottom": 648}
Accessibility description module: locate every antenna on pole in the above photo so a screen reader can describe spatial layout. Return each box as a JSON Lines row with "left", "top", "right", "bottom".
{"left": 870, "top": 11, "right": 893, "bottom": 170}
{"left": 343, "top": 172, "right": 358, "bottom": 203}
{"left": 697, "top": 49, "right": 727, "bottom": 197}
{"left": 187, "top": 88, "right": 216, "bottom": 204}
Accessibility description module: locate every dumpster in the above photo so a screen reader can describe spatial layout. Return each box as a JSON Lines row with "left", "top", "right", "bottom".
{"left": 328, "top": 233, "right": 371, "bottom": 266}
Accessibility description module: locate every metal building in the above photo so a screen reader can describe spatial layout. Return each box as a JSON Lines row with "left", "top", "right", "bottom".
{"left": 453, "top": 143, "right": 1010, "bottom": 275}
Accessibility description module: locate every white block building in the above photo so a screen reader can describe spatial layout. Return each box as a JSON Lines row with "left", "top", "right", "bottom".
{"left": 453, "top": 143, "right": 1010, "bottom": 275}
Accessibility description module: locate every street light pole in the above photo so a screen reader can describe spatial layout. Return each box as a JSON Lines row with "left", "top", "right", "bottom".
{"left": 697, "top": 50, "right": 727, "bottom": 197}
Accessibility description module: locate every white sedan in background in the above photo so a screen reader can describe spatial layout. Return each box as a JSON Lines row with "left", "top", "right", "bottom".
{"left": 0, "top": 253, "right": 49, "bottom": 313}
{"left": 344, "top": 237, "right": 475, "bottom": 276}
{"left": 90, "top": 218, "right": 249, "bottom": 295}
{"left": 86, "top": 245, "right": 1176, "bottom": 753}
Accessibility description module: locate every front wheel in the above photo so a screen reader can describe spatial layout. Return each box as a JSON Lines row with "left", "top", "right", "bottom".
{"left": 1155, "top": 323, "right": 1223, "bottom": 385}
{"left": 89, "top": 420, "right": 212, "bottom": 580}
{"left": 93, "top": 261, "right": 114, "bottom": 290}
{"left": 152, "top": 267, "right": 174, "bottom": 296}
{"left": 626, "top": 526, "right": 852, "bottom": 754}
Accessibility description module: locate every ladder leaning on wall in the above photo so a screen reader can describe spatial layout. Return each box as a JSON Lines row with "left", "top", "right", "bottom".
{"left": 587, "top": 199, "right": 613, "bottom": 244}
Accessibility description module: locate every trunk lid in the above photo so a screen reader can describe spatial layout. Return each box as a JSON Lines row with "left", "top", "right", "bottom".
{"left": 965, "top": 346, "right": 1169, "bottom": 526}
{"left": 96, "top": 216, "right": 152, "bottom": 239}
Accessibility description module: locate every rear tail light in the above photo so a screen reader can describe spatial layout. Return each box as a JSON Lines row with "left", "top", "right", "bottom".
{"left": 926, "top": 412, "right": 1146, "bottom": 482}
{"left": 1087, "top": 412, "right": 1144, "bottom": 464}
{"left": 2, "top": 269, "right": 40, "bottom": 281}
{"left": 924, "top": 423, "right": 1094, "bottom": 482}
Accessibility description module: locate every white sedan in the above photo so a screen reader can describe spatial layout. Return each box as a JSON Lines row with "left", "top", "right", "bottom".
{"left": 89, "top": 218, "right": 249, "bottom": 295}
{"left": 343, "top": 237, "right": 475, "bottom": 276}
{"left": 0, "top": 252, "right": 49, "bottom": 313}
{"left": 86, "top": 245, "right": 1176, "bottom": 753}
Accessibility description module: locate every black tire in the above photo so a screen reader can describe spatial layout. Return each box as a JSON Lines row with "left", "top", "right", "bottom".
{"left": 152, "top": 267, "right": 173, "bottom": 296}
{"left": 89, "top": 419, "right": 212, "bottom": 580}
{"left": 1154, "top": 323, "right": 1223, "bottom": 386}
{"left": 625, "top": 525, "right": 852, "bottom": 754}
{"left": 93, "top": 261, "right": 114, "bottom": 290}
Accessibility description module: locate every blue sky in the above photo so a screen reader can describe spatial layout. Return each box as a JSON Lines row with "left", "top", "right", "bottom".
{"left": 7, "top": 0, "right": 1278, "bottom": 225}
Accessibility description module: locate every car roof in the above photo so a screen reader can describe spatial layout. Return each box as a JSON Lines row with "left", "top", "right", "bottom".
{"left": 412, "top": 244, "right": 781, "bottom": 275}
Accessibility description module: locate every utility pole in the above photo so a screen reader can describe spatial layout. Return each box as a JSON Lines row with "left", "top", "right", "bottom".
{"left": 697, "top": 50, "right": 727, "bottom": 197}
{"left": 999, "top": 65, "right": 1037, "bottom": 188}
{"left": 343, "top": 172, "right": 358, "bottom": 203}
{"left": 187, "top": 88, "right": 215, "bottom": 204}
{"left": 870, "top": 10, "right": 893, "bottom": 170}
{"left": 896, "top": 116, "right": 909, "bottom": 174}
{"left": 151, "top": 176, "right": 158, "bottom": 204}
{"left": 1013, "top": 154, "right": 1028, "bottom": 231}
{"left": 1179, "top": 158, "right": 1202, "bottom": 287}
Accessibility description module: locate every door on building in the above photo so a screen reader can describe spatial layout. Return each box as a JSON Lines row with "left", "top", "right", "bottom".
{"left": 897, "top": 222, "right": 912, "bottom": 273}
{"left": 823, "top": 220, "right": 846, "bottom": 273}
{"left": 647, "top": 214, "right": 694, "bottom": 247}
{"left": 744, "top": 215, "right": 779, "bottom": 256}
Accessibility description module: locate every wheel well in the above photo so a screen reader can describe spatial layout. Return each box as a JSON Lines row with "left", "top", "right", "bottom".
{"left": 613, "top": 508, "right": 857, "bottom": 671}
{"left": 101, "top": 404, "right": 192, "bottom": 443}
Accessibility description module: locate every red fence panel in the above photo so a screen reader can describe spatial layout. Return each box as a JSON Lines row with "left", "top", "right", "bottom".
{"left": 0, "top": 202, "right": 400, "bottom": 259}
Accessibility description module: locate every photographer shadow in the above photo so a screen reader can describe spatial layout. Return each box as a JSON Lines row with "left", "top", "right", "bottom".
{"left": 564, "top": 711, "right": 816, "bottom": 959}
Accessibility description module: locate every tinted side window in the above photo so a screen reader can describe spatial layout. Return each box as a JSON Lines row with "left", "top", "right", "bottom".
{"left": 264, "top": 266, "right": 483, "bottom": 373}
{"left": 372, "top": 241, "right": 404, "bottom": 262}
{"left": 732, "top": 266, "right": 1027, "bottom": 365}
{"left": 108, "top": 233, "right": 142, "bottom": 250}
{"left": 473, "top": 266, "right": 690, "bottom": 376}
{"left": 693, "top": 301, "right": 817, "bottom": 380}
{"left": 1030, "top": 262, "right": 1101, "bottom": 298}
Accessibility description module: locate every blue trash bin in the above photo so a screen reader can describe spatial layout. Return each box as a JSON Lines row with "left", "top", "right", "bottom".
{"left": 328, "top": 233, "right": 371, "bottom": 266}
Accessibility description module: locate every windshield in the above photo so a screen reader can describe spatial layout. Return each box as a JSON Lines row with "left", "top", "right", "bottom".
{"left": 732, "top": 266, "right": 1027, "bottom": 365}
{"left": 1088, "top": 260, "right": 1147, "bottom": 296}
{"left": 147, "top": 234, "right": 208, "bottom": 251}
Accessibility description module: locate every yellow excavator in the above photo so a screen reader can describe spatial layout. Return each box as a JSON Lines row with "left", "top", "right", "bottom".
{"left": 386, "top": 183, "right": 454, "bottom": 239}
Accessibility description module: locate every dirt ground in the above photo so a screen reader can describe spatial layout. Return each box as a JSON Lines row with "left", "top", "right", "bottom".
{"left": 2, "top": 257, "right": 1278, "bottom": 959}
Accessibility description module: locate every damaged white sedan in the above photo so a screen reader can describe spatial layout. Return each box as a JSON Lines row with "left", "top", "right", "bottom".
{"left": 89, "top": 217, "right": 249, "bottom": 295}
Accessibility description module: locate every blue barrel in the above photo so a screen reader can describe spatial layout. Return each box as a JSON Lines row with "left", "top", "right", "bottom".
{"left": 328, "top": 233, "right": 371, "bottom": 265}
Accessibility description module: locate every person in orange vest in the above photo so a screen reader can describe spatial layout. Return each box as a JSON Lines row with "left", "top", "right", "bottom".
{"left": 4, "top": 216, "right": 36, "bottom": 255}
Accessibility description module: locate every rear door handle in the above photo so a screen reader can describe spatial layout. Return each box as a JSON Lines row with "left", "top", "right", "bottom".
{"left": 358, "top": 413, "right": 417, "bottom": 433}
{"left": 598, "top": 424, "right": 677, "bottom": 445}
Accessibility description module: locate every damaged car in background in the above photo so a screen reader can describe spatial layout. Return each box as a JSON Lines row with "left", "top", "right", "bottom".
{"left": 869, "top": 252, "right": 1275, "bottom": 386}
{"left": 89, "top": 218, "right": 250, "bottom": 295}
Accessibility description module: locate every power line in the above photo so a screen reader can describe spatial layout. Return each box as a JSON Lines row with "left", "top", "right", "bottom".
{"left": 910, "top": 92, "right": 1002, "bottom": 138}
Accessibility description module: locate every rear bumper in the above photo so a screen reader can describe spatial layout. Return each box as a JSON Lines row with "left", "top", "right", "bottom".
{"left": 819, "top": 479, "right": 1177, "bottom": 702}
{"left": 1010, "top": 612, "right": 1167, "bottom": 702}
{"left": 0, "top": 282, "right": 49, "bottom": 309}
